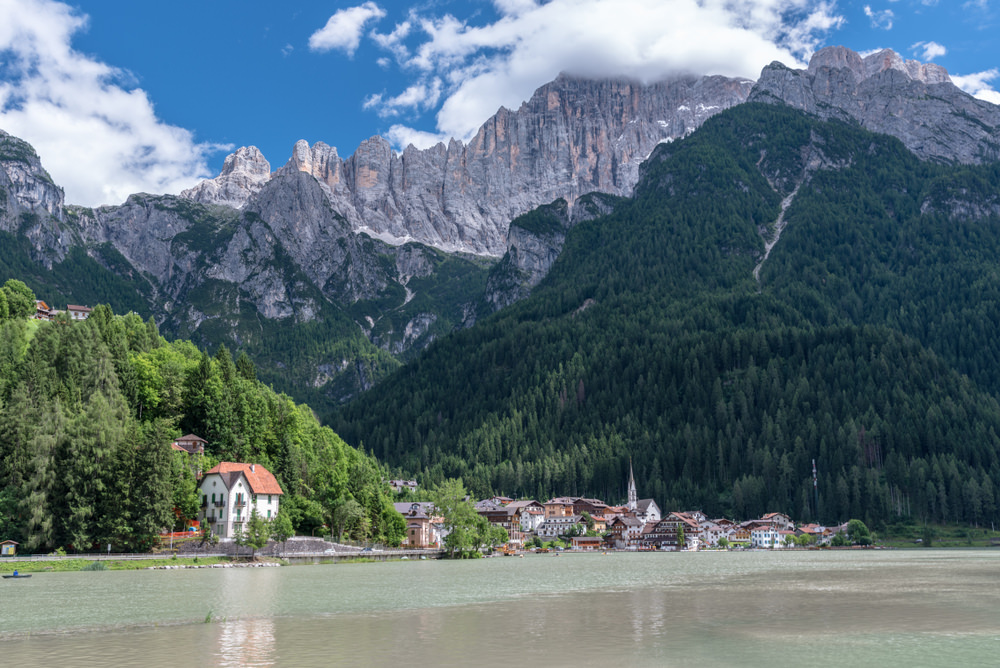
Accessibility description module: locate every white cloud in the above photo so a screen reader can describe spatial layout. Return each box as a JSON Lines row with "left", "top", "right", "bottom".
{"left": 371, "top": 19, "right": 412, "bottom": 61}
{"left": 358, "top": 0, "right": 844, "bottom": 146}
{"left": 951, "top": 69, "right": 1000, "bottom": 105}
{"left": 0, "top": 0, "right": 223, "bottom": 207}
{"left": 365, "top": 79, "right": 443, "bottom": 118}
{"left": 864, "top": 5, "right": 894, "bottom": 30}
{"left": 385, "top": 124, "right": 450, "bottom": 150}
{"left": 308, "top": 2, "right": 386, "bottom": 56}
{"left": 911, "top": 41, "right": 946, "bottom": 61}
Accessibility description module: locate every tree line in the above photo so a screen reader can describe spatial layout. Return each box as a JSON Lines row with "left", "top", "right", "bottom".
{"left": 333, "top": 105, "right": 1000, "bottom": 530}
{"left": 0, "top": 285, "right": 405, "bottom": 552}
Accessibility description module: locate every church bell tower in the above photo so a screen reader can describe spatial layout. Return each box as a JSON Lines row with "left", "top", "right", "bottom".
{"left": 627, "top": 459, "right": 637, "bottom": 512}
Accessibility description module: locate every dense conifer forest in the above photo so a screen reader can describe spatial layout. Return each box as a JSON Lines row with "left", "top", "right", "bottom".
{"left": 0, "top": 288, "right": 404, "bottom": 552}
{"left": 333, "top": 104, "right": 1000, "bottom": 529}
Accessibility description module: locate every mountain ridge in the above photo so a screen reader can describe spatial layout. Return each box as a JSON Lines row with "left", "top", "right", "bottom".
{"left": 182, "top": 73, "right": 755, "bottom": 256}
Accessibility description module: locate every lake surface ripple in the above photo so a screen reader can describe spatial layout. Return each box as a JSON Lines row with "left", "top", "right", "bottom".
{"left": 2, "top": 550, "right": 998, "bottom": 667}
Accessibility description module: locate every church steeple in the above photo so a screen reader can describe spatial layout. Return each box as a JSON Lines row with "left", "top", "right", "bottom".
{"left": 627, "top": 458, "right": 637, "bottom": 511}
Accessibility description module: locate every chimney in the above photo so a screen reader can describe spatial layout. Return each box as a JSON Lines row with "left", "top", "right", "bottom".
{"left": 251, "top": 464, "right": 255, "bottom": 473}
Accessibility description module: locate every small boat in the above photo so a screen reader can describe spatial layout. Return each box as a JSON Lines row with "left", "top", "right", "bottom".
{"left": 3, "top": 573, "right": 32, "bottom": 579}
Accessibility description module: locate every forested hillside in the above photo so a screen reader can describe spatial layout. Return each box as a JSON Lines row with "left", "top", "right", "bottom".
{"left": 0, "top": 290, "right": 404, "bottom": 552}
{"left": 333, "top": 103, "right": 1000, "bottom": 528}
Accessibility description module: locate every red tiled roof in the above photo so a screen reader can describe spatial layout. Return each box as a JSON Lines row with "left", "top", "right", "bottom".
{"left": 171, "top": 443, "right": 187, "bottom": 452}
{"left": 205, "top": 462, "right": 284, "bottom": 495}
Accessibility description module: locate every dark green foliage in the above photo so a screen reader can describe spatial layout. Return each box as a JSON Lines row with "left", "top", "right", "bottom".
{"left": 2, "top": 279, "right": 35, "bottom": 319}
{"left": 334, "top": 104, "right": 1000, "bottom": 527}
{"left": 0, "top": 233, "right": 152, "bottom": 318}
{"left": 510, "top": 199, "right": 570, "bottom": 237}
{"left": 0, "top": 303, "right": 406, "bottom": 552}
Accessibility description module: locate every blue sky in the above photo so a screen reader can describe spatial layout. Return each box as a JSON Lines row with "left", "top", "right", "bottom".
{"left": 0, "top": 0, "right": 997, "bottom": 207}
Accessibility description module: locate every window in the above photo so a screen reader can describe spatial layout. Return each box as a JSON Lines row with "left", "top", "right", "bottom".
{"left": 267, "top": 510, "right": 271, "bottom": 519}
{"left": 253, "top": 494, "right": 257, "bottom": 504}
{"left": 268, "top": 495, "right": 272, "bottom": 504}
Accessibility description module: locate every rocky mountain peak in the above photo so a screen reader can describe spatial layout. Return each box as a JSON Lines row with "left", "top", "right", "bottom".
{"left": 180, "top": 73, "right": 752, "bottom": 256}
{"left": 180, "top": 145, "right": 272, "bottom": 209}
{"left": 750, "top": 45, "right": 1000, "bottom": 164}
{"left": 283, "top": 140, "right": 343, "bottom": 192}
{"left": 0, "top": 128, "right": 65, "bottom": 228}
{"left": 806, "top": 46, "right": 951, "bottom": 86}
{"left": 220, "top": 146, "right": 271, "bottom": 177}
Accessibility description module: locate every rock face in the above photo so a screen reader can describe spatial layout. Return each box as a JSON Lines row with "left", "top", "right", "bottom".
{"left": 750, "top": 46, "right": 1000, "bottom": 164}
{"left": 180, "top": 146, "right": 271, "bottom": 209}
{"left": 185, "top": 74, "right": 754, "bottom": 256}
{"left": 0, "top": 130, "right": 74, "bottom": 268}
{"left": 483, "top": 193, "right": 622, "bottom": 312}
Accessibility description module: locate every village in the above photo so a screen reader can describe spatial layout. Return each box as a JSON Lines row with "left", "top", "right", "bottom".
{"left": 390, "top": 464, "right": 855, "bottom": 554}
{"left": 18, "top": 301, "right": 857, "bottom": 557}
{"left": 177, "top": 438, "right": 855, "bottom": 558}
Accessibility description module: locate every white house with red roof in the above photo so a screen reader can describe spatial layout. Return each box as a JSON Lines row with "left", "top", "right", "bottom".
{"left": 199, "top": 462, "right": 284, "bottom": 538}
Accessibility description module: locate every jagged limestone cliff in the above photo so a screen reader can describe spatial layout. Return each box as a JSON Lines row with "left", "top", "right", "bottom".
{"left": 184, "top": 74, "right": 754, "bottom": 256}
{"left": 750, "top": 46, "right": 1000, "bottom": 164}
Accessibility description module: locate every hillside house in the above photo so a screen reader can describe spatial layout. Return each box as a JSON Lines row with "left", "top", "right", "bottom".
{"left": 171, "top": 434, "right": 207, "bottom": 456}
{"left": 199, "top": 462, "right": 284, "bottom": 539}
{"left": 388, "top": 479, "right": 418, "bottom": 493}
{"left": 67, "top": 305, "right": 92, "bottom": 320}
{"left": 33, "top": 300, "right": 52, "bottom": 320}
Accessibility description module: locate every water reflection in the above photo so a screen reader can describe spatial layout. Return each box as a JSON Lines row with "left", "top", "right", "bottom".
{"left": 216, "top": 618, "right": 276, "bottom": 668}
{"left": 2, "top": 551, "right": 999, "bottom": 667}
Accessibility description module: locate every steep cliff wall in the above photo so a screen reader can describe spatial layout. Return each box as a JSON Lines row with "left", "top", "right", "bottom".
{"left": 184, "top": 74, "right": 754, "bottom": 256}
{"left": 750, "top": 46, "right": 1000, "bottom": 164}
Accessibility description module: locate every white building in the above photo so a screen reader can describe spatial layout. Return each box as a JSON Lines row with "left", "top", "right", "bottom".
{"left": 751, "top": 525, "right": 784, "bottom": 549}
{"left": 635, "top": 499, "right": 662, "bottom": 526}
{"left": 199, "top": 462, "right": 284, "bottom": 539}
{"left": 537, "top": 515, "right": 584, "bottom": 538}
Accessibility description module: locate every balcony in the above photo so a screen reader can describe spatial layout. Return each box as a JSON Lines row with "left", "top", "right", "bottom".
{"left": 207, "top": 516, "right": 217, "bottom": 524}
{"left": 234, "top": 499, "right": 247, "bottom": 508}
{"left": 213, "top": 500, "right": 225, "bottom": 508}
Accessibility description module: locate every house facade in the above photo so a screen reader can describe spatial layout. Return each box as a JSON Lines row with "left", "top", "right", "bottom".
{"left": 479, "top": 505, "right": 525, "bottom": 544}
{"left": 394, "top": 502, "right": 445, "bottom": 548}
{"left": 506, "top": 500, "right": 546, "bottom": 532}
{"left": 199, "top": 462, "right": 284, "bottom": 539}
{"left": 635, "top": 499, "right": 662, "bottom": 526}
{"left": 388, "top": 479, "right": 418, "bottom": 493}
{"left": 537, "top": 514, "right": 584, "bottom": 537}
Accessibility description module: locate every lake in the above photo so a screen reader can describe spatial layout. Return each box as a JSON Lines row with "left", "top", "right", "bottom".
{"left": 2, "top": 550, "right": 999, "bottom": 667}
